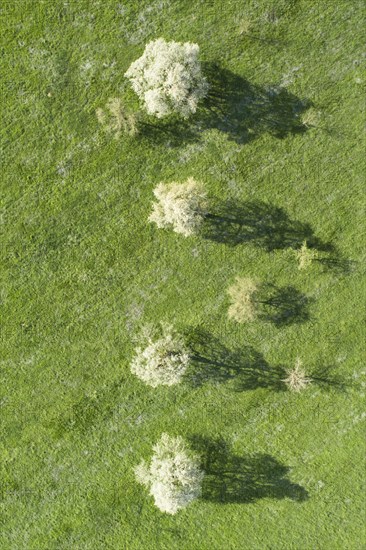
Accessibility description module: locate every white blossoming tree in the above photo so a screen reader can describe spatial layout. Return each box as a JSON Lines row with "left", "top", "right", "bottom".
{"left": 130, "top": 324, "right": 190, "bottom": 387}
{"left": 124, "top": 38, "right": 209, "bottom": 118}
{"left": 134, "top": 433, "right": 204, "bottom": 514}
{"left": 149, "top": 178, "right": 207, "bottom": 237}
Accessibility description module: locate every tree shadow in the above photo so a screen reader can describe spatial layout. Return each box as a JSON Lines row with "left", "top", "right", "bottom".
{"left": 190, "top": 436, "right": 309, "bottom": 504}
{"left": 201, "top": 62, "right": 310, "bottom": 144}
{"left": 185, "top": 328, "right": 286, "bottom": 391}
{"left": 256, "top": 283, "right": 312, "bottom": 327}
{"left": 310, "top": 364, "right": 347, "bottom": 391}
{"left": 316, "top": 256, "right": 357, "bottom": 275}
{"left": 185, "top": 328, "right": 345, "bottom": 393}
{"left": 201, "top": 199, "right": 333, "bottom": 252}
{"left": 140, "top": 63, "right": 311, "bottom": 147}
{"left": 140, "top": 115, "right": 198, "bottom": 147}
{"left": 51, "top": 376, "right": 126, "bottom": 437}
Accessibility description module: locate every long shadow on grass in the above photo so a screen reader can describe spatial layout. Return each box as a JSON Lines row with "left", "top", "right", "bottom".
{"left": 201, "top": 200, "right": 333, "bottom": 252}
{"left": 190, "top": 436, "right": 309, "bottom": 504}
{"left": 141, "top": 63, "right": 310, "bottom": 147}
{"left": 185, "top": 329, "right": 345, "bottom": 392}
{"left": 310, "top": 365, "right": 347, "bottom": 391}
{"left": 185, "top": 328, "right": 286, "bottom": 391}
{"left": 201, "top": 200, "right": 355, "bottom": 274}
{"left": 316, "top": 256, "right": 357, "bottom": 275}
{"left": 256, "top": 283, "right": 312, "bottom": 327}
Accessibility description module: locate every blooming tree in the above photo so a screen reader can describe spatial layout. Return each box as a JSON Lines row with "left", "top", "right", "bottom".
{"left": 134, "top": 433, "right": 204, "bottom": 514}
{"left": 149, "top": 178, "right": 207, "bottom": 237}
{"left": 124, "top": 38, "right": 209, "bottom": 118}
{"left": 294, "top": 240, "right": 319, "bottom": 270}
{"left": 227, "top": 277, "right": 259, "bottom": 322}
{"left": 130, "top": 324, "right": 190, "bottom": 387}
{"left": 282, "top": 358, "right": 312, "bottom": 392}
{"left": 96, "top": 97, "right": 138, "bottom": 138}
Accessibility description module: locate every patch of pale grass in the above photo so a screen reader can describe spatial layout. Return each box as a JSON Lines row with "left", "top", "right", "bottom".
{"left": 237, "top": 18, "right": 252, "bottom": 35}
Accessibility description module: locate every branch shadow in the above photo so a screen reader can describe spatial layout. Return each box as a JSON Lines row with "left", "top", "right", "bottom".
{"left": 190, "top": 436, "right": 309, "bottom": 504}
{"left": 310, "top": 364, "right": 347, "bottom": 391}
{"left": 185, "top": 328, "right": 286, "bottom": 391}
{"left": 185, "top": 329, "right": 346, "bottom": 393}
{"left": 201, "top": 62, "right": 310, "bottom": 144}
{"left": 201, "top": 200, "right": 333, "bottom": 252}
{"left": 316, "top": 256, "right": 358, "bottom": 275}
{"left": 257, "top": 283, "right": 312, "bottom": 327}
{"left": 140, "top": 63, "right": 311, "bottom": 147}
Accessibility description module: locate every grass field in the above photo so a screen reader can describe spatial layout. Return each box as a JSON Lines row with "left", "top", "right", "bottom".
{"left": 1, "top": 0, "right": 365, "bottom": 548}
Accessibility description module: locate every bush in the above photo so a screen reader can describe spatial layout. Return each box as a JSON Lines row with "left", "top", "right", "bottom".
{"left": 282, "top": 358, "right": 312, "bottom": 392}
{"left": 301, "top": 107, "right": 322, "bottom": 128}
{"left": 134, "top": 433, "right": 204, "bottom": 514}
{"left": 130, "top": 324, "right": 190, "bottom": 387}
{"left": 96, "top": 97, "right": 139, "bottom": 138}
{"left": 149, "top": 178, "right": 207, "bottom": 237}
{"left": 124, "top": 38, "right": 209, "bottom": 118}
{"left": 227, "top": 277, "right": 259, "bottom": 322}
{"left": 294, "top": 241, "right": 319, "bottom": 270}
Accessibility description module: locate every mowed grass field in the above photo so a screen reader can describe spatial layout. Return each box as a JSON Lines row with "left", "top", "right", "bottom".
{"left": 1, "top": 0, "right": 365, "bottom": 548}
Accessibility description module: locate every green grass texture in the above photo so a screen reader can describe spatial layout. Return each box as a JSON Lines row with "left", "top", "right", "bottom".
{"left": 1, "top": 0, "right": 365, "bottom": 548}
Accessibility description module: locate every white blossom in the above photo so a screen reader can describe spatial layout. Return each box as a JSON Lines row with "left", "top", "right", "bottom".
{"left": 125, "top": 38, "right": 209, "bottom": 118}
{"left": 130, "top": 325, "right": 190, "bottom": 387}
{"left": 149, "top": 178, "right": 207, "bottom": 237}
{"left": 227, "top": 277, "right": 259, "bottom": 322}
{"left": 135, "top": 433, "right": 204, "bottom": 514}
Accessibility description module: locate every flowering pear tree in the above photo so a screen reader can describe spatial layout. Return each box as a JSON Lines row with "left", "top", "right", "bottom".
{"left": 134, "top": 433, "right": 204, "bottom": 514}
{"left": 125, "top": 38, "right": 209, "bottom": 118}
{"left": 149, "top": 178, "right": 207, "bottom": 237}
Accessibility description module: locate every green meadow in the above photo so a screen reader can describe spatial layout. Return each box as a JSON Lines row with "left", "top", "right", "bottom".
{"left": 1, "top": 0, "right": 365, "bottom": 548}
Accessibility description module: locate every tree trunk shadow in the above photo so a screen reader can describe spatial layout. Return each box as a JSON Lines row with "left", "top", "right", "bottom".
{"left": 184, "top": 328, "right": 286, "bottom": 391}
{"left": 201, "top": 62, "right": 310, "bottom": 144}
{"left": 190, "top": 436, "right": 309, "bottom": 504}
{"left": 184, "top": 329, "right": 346, "bottom": 392}
{"left": 257, "top": 283, "right": 313, "bottom": 327}
{"left": 201, "top": 200, "right": 333, "bottom": 252}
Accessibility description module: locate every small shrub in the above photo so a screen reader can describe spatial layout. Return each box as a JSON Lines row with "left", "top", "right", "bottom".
{"left": 124, "top": 38, "right": 209, "bottom": 118}
{"left": 149, "top": 178, "right": 207, "bottom": 237}
{"left": 301, "top": 107, "right": 322, "bottom": 128}
{"left": 237, "top": 18, "right": 252, "bottom": 36}
{"left": 282, "top": 358, "right": 311, "bottom": 392}
{"left": 295, "top": 241, "right": 319, "bottom": 270}
{"left": 96, "top": 97, "right": 139, "bottom": 138}
{"left": 130, "top": 324, "right": 190, "bottom": 387}
{"left": 227, "top": 277, "right": 259, "bottom": 322}
{"left": 135, "top": 433, "right": 204, "bottom": 514}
